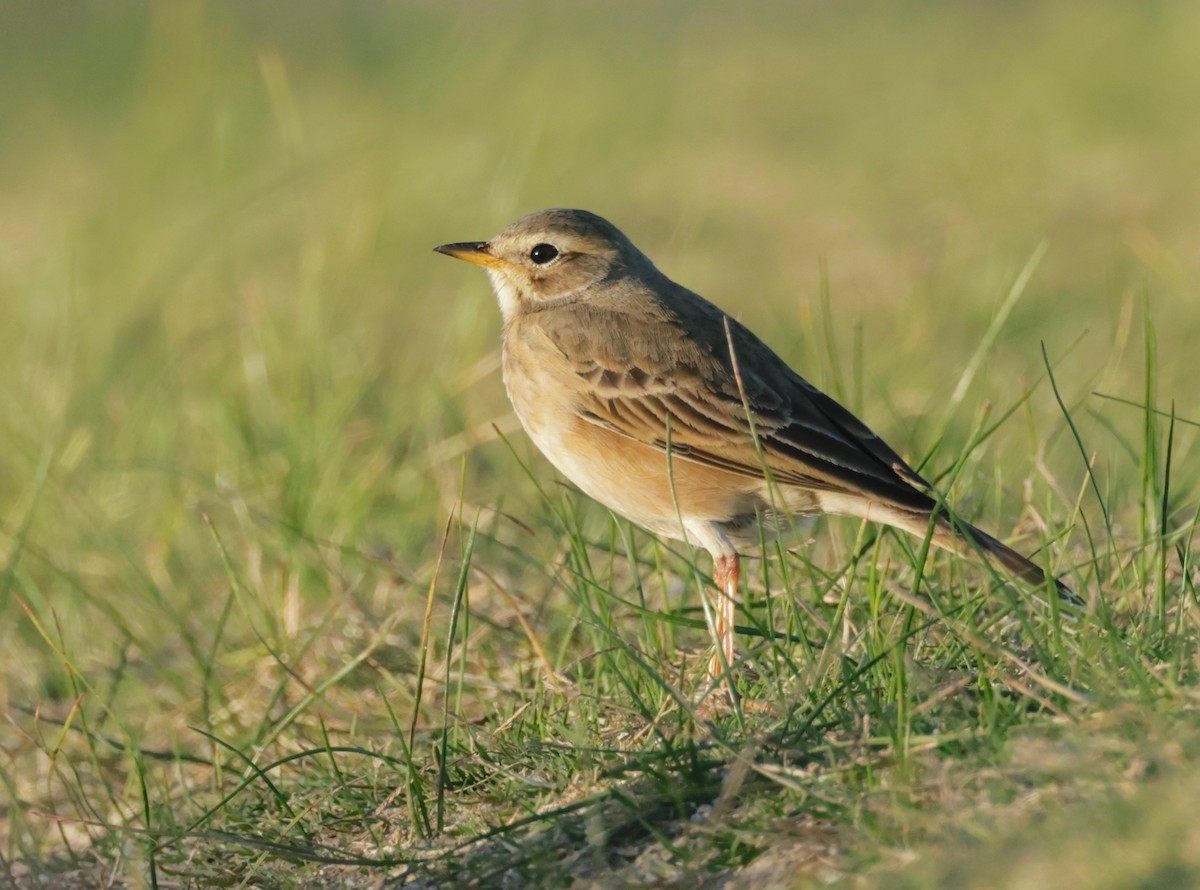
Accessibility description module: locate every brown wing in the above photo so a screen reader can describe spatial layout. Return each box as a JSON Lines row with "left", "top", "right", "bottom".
{"left": 532, "top": 286, "right": 936, "bottom": 513}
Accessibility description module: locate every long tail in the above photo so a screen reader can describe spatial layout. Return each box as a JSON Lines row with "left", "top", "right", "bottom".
{"left": 940, "top": 518, "right": 1078, "bottom": 604}
{"left": 817, "top": 493, "right": 1077, "bottom": 603}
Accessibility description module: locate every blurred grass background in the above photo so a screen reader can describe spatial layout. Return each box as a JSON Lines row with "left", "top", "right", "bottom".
{"left": 2, "top": 1, "right": 1198, "bottom": 886}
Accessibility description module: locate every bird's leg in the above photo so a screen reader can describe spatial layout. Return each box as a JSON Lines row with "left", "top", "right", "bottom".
{"left": 708, "top": 552, "right": 740, "bottom": 684}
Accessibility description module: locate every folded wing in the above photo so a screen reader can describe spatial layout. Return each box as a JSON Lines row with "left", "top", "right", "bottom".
{"left": 535, "top": 295, "right": 935, "bottom": 514}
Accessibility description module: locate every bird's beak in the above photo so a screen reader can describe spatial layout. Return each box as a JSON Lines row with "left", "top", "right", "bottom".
{"left": 433, "top": 241, "right": 511, "bottom": 271}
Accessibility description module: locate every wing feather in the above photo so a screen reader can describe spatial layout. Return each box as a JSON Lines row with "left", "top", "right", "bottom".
{"left": 530, "top": 287, "right": 934, "bottom": 512}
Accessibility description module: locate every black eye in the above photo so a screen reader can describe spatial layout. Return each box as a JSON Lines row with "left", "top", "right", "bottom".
{"left": 529, "top": 243, "right": 559, "bottom": 264}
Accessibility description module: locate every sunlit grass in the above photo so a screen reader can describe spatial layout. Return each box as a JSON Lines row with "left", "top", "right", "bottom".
{"left": 2, "top": 2, "right": 1199, "bottom": 887}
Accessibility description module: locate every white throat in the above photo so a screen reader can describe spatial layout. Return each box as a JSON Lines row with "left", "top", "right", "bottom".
{"left": 486, "top": 269, "right": 522, "bottom": 323}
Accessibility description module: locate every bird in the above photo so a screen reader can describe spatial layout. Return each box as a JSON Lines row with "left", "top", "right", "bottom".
{"left": 434, "top": 208, "right": 1070, "bottom": 686}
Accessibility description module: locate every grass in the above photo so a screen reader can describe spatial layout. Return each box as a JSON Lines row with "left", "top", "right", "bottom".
{"left": 2, "top": 1, "right": 1199, "bottom": 887}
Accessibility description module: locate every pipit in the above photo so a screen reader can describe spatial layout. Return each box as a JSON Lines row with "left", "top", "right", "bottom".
{"left": 435, "top": 209, "right": 1069, "bottom": 685}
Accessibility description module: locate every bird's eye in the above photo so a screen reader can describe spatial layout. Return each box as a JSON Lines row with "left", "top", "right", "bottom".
{"left": 529, "top": 243, "right": 559, "bottom": 264}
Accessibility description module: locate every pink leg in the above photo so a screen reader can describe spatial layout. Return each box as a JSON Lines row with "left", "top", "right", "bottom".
{"left": 709, "top": 552, "right": 740, "bottom": 682}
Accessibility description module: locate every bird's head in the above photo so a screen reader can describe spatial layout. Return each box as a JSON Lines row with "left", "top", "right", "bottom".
{"left": 435, "top": 209, "right": 647, "bottom": 320}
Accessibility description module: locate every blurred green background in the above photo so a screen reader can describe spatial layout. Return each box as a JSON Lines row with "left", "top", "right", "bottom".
{"left": 2, "top": 0, "right": 1198, "bottom": 880}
